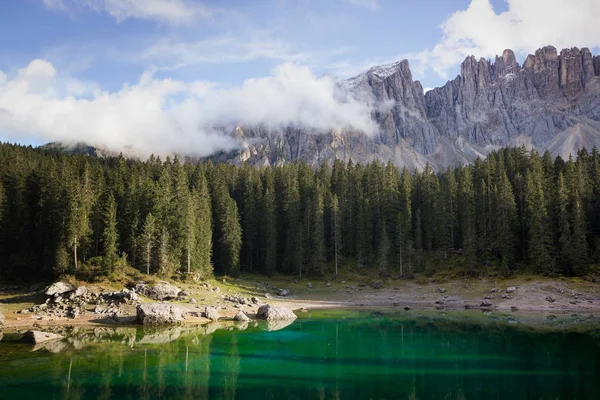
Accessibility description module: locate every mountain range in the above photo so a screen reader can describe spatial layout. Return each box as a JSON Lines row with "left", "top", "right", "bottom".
{"left": 208, "top": 45, "right": 600, "bottom": 170}
{"left": 46, "top": 45, "right": 600, "bottom": 169}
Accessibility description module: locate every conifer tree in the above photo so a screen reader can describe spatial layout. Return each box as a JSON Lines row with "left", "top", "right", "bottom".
{"left": 331, "top": 193, "right": 341, "bottom": 276}
{"left": 310, "top": 183, "right": 326, "bottom": 274}
{"left": 261, "top": 173, "right": 277, "bottom": 276}
{"left": 101, "top": 192, "right": 119, "bottom": 274}
{"left": 524, "top": 171, "right": 554, "bottom": 273}
{"left": 140, "top": 212, "right": 156, "bottom": 275}
{"left": 220, "top": 195, "right": 242, "bottom": 276}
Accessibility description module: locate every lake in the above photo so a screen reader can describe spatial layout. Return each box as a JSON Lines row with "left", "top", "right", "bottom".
{"left": 0, "top": 310, "right": 598, "bottom": 399}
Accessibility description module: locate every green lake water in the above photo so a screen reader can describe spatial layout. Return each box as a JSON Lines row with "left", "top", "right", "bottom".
{"left": 0, "top": 310, "right": 599, "bottom": 399}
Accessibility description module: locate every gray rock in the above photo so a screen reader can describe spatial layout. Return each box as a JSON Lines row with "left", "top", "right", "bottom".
{"left": 74, "top": 286, "right": 87, "bottom": 297}
{"left": 136, "top": 304, "right": 184, "bottom": 326}
{"left": 480, "top": 300, "right": 492, "bottom": 307}
{"left": 307, "top": 282, "right": 312, "bottom": 288}
{"left": 506, "top": 287, "right": 516, "bottom": 293}
{"left": 234, "top": 311, "right": 250, "bottom": 322}
{"left": 135, "top": 282, "right": 181, "bottom": 301}
{"left": 545, "top": 296, "right": 556, "bottom": 303}
{"left": 22, "top": 330, "right": 64, "bottom": 344}
{"left": 326, "top": 282, "right": 331, "bottom": 287}
{"left": 438, "top": 288, "right": 446, "bottom": 293}
{"left": 251, "top": 296, "right": 259, "bottom": 304}
{"left": 0, "top": 309, "right": 4, "bottom": 326}
{"left": 188, "top": 298, "right": 197, "bottom": 304}
{"left": 256, "top": 304, "right": 297, "bottom": 321}
{"left": 45, "top": 282, "right": 76, "bottom": 296}
{"left": 204, "top": 306, "right": 219, "bottom": 321}
{"left": 278, "top": 289, "right": 290, "bottom": 297}
{"left": 371, "top": 280, "right": 384, "bottom": 289}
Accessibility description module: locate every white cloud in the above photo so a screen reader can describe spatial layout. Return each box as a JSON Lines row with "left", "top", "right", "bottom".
{"left": 0, "top": 60, "right": 376, "bottom": 158}
{"left": 411, "top": 0, "right": 600, "bottom": 78}
{"left": 42, "top": 0, "right": 209, "bottom": 24}
{"left": 341, "top": 0, "right": 379, "bottom": 10}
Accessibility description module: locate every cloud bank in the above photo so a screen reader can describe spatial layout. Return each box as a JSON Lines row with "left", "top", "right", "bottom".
{"left": 0, "top": 60, "right": 375, "bottom": 157}
{"left": 410, "top": 0, "right": 600, "bottom": 78}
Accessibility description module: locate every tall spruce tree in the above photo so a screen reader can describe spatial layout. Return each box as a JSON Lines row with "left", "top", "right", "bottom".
{"left": 101, "top": 192, "right": 119, "bottom": 274}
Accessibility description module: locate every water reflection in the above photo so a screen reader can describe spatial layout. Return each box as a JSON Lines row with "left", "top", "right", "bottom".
{"left": 0, "top": 313, "right": 598, "bottom": 399}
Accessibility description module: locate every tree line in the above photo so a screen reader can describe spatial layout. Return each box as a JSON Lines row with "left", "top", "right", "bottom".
{"left": 0, "top": 142, "right": 599, "bottom": 282}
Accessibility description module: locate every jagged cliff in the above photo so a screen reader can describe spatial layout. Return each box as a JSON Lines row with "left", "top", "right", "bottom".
{"left": 214, "top": 46, "right": 600, "bottom": 169}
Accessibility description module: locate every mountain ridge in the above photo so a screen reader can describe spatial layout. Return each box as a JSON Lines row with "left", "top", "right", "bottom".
{"left": 46, "top": 45, "right": 600, "bottom": 169}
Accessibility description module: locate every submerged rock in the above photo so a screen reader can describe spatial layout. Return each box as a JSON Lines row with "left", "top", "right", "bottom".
{"left": 135, "top": 282, "right": 181, "bottom": 301}
{"left": 136, "top": 304, "right": 183, "bottom": 326}
{"left": 256, "top": 304, "right": 297, "bottom": 321}
{"left": 22, "top": 330, "right": 64, "bottom": 344}
{"left": 45, "top": 282, "right": 76, "bottom": 296}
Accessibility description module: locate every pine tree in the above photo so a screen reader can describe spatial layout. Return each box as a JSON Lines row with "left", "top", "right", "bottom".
{"left": 310, "top": 183, "right": 326, "bottom": 274}
{"left": 101, "top": 192, "right": 119, "bottom": 274}
{"left": 524, "top": 171, "right": 554, "bottom": 273}
{"left": 494, "top": 171, "right": 517, "bottom": 273}
{"left": 261, "top": 173, "right": 277, "bottom": 276}
{"left": 220, "top": 195, "right": 242, "bottom": 276}
{"left": 458, "top": 167, "right": 477, "bottom": 275}
{"left": 194, "top": 175, "right": 213, "bottom": 278}
{"left": 331, "top": 194, "right": 341, "bottom": 276}
{"left": 140, "top": 212, "right": 156, "bottom": 275}
{"left": 570, "top": 190, "right": 589, "bottom": 275}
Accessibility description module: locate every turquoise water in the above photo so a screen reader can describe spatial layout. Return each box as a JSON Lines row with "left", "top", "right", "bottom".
{"left": 0, "top": 311, "right": 599, "bottom": 399}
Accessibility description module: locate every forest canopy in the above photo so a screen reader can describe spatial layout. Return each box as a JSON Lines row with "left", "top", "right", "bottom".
{"left": 0, "top": 142, "right": 599, "bottom": 282}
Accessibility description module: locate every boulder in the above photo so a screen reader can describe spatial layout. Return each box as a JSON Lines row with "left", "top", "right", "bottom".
{"left": 480, "top": 299, "right": 492, "bottom": 307}
{"left": 307, "top": 282, "right": 313, "bottom": 288}
{"left": 506, "top": 287, "right": 516, "bottom": 293}
{"left": 256, "top": 304, "right": 297, "bottom": 321}
{"left": 103, "top": 288, "right": 140, "bottom": 303}
{"left": 204, "top": 306, "right": 219, "bottom": 321}
{"left": 278, "top": 289, "right": 290, "bottom": 297}
{"left": 234, "top": 311, "right": 250, "bottom": 322}
{"left": 371, "top": 280, "right": 384, "bottom": 289}
{"left": 22, "top": 330, "right": 64, "bottom": 344}
{"left": 135, "top": 282, "right": 181, "bottom": 301}
{"left": 136, "top": 304, "right": 184, "bottom": 326}
{"left": 45, "top": 282, "right": 76, "bottom": 296}
{"left": 74, "top": 286, "right": 87, "bottom": 297}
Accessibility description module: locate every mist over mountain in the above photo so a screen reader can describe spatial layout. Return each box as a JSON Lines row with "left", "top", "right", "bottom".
{"left": 204, "top": 45, "right": 600, "bottom": 170}
{"left": 44, "top": 45, "right": 600, "bottom": 169}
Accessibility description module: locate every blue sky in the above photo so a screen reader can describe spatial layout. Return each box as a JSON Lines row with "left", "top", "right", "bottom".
{"left": 0, "top": 0, "right": 598, "bottom": 154}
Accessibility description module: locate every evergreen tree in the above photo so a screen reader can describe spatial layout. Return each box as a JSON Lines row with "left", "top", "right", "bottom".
{"left": 261, "top": 172, "right": 277, "bottom": 276}
{"left": 220, "top": 195, "right": 242, "bottom": 276}
{"left": 331, "top": 194, "right": 341, "bottom": 276}
{"left": 101, "top": 192, "right": 119, "bottom": 274}
{"left": 140, "top": 212, "right": 156, "bottom": 275}
{"left": 524, "top": 171, "right": 554, "bottom": 273}
{"left": 310, "top": 183, "right": 326, "bottom": 274}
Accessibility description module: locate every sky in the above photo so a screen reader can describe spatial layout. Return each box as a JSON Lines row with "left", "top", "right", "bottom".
{"left": 0, "top": 0, "right": 599, "bottom": 156}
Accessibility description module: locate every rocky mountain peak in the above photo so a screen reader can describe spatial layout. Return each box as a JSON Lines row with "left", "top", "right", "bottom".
{"left": 189, "top": 46, "right": 600, "bottom": 170}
